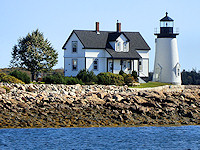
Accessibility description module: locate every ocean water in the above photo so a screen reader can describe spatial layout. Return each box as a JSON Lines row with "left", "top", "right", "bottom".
{"left": 0, "top": 126, "right": 200, "bottom": 150}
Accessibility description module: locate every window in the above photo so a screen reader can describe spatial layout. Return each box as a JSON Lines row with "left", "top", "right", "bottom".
{"left": 109, "top": 62, "right": 113, "bottom": 71}
{"left": 117, "top": 42, "right": 121, "bottom": 51}
{"left": 123, "top": 42, "right": 127, "bottom": 51}
{"left": 93, "top": 59, "right": 98, "bottom": 71}
{"left": 72, "top": 41, "right": 77, "bottom": 53}
{"left": 175, "top": 63, "right": 181, "bottom": 77}
{"left": 123, "top": 60, "right": 126, "bottom": 68}
{"left": 139, "top": 60, "right": 143, "bottom": 72}
{"left": 72, "top": 59, "right": 78, "bottom": 70}
{"left": 127, "top": 60, "right": 131, "bottom": 70}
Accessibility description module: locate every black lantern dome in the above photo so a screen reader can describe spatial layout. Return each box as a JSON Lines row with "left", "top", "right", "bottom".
{"left": 155, "top": 12, "right": 178, "bottom": 38}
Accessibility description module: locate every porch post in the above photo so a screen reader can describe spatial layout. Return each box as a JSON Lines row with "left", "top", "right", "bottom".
{"left": 120, "top": 59, "right": 122, "bottom": 71}
{"left": 107, "top": 58, "right": 108, "bottom": 72}
{"left": 112, "top": 59, "right": 114, "bottom": 73}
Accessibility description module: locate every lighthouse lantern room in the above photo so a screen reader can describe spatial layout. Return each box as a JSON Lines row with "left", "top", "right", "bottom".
{"left": 153, "top": 12, "right": 181, "bottom": 85}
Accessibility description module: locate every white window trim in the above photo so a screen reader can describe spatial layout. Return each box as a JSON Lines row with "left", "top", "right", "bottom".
{"left": 72, "top": 41, "right": 78, "bottom": 53}
{"left": 93, "top": 58, "right": 98, "bottom": 71}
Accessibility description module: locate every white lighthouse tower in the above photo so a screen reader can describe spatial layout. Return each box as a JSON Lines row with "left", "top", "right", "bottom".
{"left": 153, "top": 12, "right": 181, "bottom": 85}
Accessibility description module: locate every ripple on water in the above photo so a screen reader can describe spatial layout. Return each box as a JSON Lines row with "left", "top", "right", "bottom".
{"left": 0, "top": 126, "right": 199, "bottom": 150}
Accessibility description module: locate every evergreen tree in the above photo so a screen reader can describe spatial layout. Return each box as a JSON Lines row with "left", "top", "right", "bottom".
{"left": 10, "top": 29, "right": 58, "bottom": 81}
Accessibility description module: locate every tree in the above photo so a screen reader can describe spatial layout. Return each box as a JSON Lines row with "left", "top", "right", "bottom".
{"left": 10, "top": 29, "right": 58, "bottom": 81}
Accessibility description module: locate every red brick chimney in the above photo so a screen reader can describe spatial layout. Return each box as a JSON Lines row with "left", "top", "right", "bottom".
{"left": 96, "top": 22, "right": 100, "bottom": 33}
{"left": 116, "top": 21, "right": 121, "bottom": 32}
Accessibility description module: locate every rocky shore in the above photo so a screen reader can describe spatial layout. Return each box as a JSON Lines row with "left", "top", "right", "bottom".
{"left": 0, "top": 83, "right": 200, "bottom": 128}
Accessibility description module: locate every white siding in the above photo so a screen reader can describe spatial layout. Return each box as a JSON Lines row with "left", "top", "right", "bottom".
{"left": 134, "top": 60, "right": 138, "bottom": 74}
{"left": 137, "top": 50, "right": 150, "bottom": 77}
{"left": 139, "top": 58, "right": 149, "bottom": 77}
{"left": 64, "top": 58, "right": 85, "bottom": 77}
{"left": 64, "top": 33, "right": 85, "bottom": 58}
{"left": 86, "top": 57, "right": 106, "bottom": 75}
{"left": 64, "top": 32, "right": 85, "bottom": 76}
{"left": 136, "top": 50, "right": 149, "bottom": 58}
{"left": 85, "top": 49, "right": 111, "bottom": 75}
{"left": 85, "top": 49, "right": 110, "bottom": 57}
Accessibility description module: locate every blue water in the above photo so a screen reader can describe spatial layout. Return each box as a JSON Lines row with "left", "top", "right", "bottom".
{"left": 0, "top": 126, "right": 200, "bottom": 150}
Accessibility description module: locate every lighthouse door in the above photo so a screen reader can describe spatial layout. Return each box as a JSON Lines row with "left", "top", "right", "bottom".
{"left": 154, "top": 65, "right": 162, "bottom": 82}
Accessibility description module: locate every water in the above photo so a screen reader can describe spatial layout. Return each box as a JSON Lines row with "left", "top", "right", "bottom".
{"left": 0, "top": 126, "right": 200, "bottom": 150}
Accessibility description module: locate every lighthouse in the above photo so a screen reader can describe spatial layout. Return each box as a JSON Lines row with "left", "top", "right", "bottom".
{"left": 153, "top": 12, "right": 181, "bottom": 85}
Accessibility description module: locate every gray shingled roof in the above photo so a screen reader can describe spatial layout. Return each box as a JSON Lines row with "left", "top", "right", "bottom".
{"left": 62, "top": 30, "right": 150, "bottom": 59}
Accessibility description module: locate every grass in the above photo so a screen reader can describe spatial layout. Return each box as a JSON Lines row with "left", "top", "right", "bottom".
{"left": 131, "top": 82, "right": 172, "bottom": 88}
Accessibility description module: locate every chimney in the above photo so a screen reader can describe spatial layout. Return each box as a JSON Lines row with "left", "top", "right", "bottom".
{"left": 96, "top": 22, "right": 100, "bottom": 34}
{"left": 116, "top": 21, "right": 121, "bottom": 32}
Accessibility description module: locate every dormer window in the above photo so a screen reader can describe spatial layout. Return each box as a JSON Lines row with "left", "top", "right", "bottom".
{"left": 123, "top": 42, "right": 127, "bottom": 51}
{"left": 117, "top": 42, "right": 121, "bottom": 51}
{"left": 72, "top": 41, "right": 77, "bottom": 53}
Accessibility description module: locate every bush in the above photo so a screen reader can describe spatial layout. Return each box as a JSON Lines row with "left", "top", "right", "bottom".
{"left": 65, "top": 77, "right": 83, "bottom": 85}
{"left": 9, "top": 70, "right": 30, "bottom": 84}
{"left": 76, "top": 69, "right": 97, "bottom": 84}
{"left": 131, "top": 71, "right": 138, "bottom": 80}
{"left": 42, "top": 73, "right": 83, "bottom": 84}
{"left": 97, "top": 72, "right": 124, "bottom": 86}
{"left": 119, "top": 70, "right": 125, "bottom": 76}
{"left": 42, "top": 73, "right": 65, "bottom": 84}
{"left": 0, "top": 72, "right": 24, "bottom": 84}
{"left": 1, "top": 86, "right": 10, "bottom": 93}
{"left": 124, "top": 74, "right": 135, "bottom": 86}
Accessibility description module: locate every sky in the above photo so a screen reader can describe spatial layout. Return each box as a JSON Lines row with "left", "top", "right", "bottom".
{"left": 1, "top": 0, "right": 200, "bottom": 71}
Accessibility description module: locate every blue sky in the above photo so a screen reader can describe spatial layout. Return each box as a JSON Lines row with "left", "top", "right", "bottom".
{"left": 1, "top": 0, "right": 200, "bottom": 71}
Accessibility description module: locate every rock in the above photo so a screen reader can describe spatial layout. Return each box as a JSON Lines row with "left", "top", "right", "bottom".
{"left": 26, "top": 85, "right": 36, "bottom": 92}
{"left": 0, "top": 88, "right": 6, "bottom": 94}
{"left": 133, "top": 96, "right": 148, "bottom": 104}
{"left": 113, "top": 94, "right": 123, "bottom": 102}
{"left": 97, "top": 92, "right": 107, "bottom": 99}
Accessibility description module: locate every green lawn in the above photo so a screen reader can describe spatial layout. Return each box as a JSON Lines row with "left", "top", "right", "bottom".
{"left": 131, "top": 82, "right": 171, "bottom": 88}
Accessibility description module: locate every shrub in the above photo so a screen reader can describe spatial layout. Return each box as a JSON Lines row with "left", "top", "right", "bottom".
{"left": 9, "top": 70, "right": 30, "bottom": 84}
{"left": 1, "top": 86, "right": 10, "bottom": 93}
{"left": 42, "top": 73, "right": 83, "bottom": 84}
{"left": 131, "top": 70, "right": 138, "bottom": 80}
{"left": 76, "top": 69, "right": 97, "bottom": 84}
{"left": 119, "top": 70, "right": 125, "bottom": 76}
{"left": 64, "top": 77, "right": 83, "bottom": 85}
{"left": 124, "top": 74, "right": 135, "bottom": 86}
{"left": 0, "top": 73, "right": 24, "bottom": 84}
{"left": 42, "top": 73, "right": 65, "bottom": 84}
{"left": 97, "top": 72, "right": 124, "bottom": 86}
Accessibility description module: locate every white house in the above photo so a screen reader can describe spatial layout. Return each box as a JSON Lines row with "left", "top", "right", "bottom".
{"left": 62, "top": 22, "right": 151, "bottom": 81}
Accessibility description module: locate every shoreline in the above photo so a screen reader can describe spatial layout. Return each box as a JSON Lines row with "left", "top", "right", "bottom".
{"left": 0, "top": 83, "right": 200, "bottom": 128}
{"left": 1, "top": 124, "right": 200, "bottom": 129}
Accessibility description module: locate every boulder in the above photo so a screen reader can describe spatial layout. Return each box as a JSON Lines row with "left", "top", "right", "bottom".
{"left": 0, "top": 87, "right": 6, "bottom": 94}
